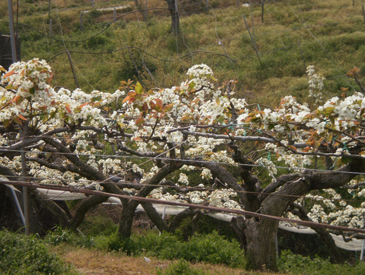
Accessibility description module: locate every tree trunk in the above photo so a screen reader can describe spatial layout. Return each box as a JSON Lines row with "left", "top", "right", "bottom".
{"left": 118, "top": 201, "right": 139, "bottom": 239}
{"left": 244, "top": 218, "right": 279, "bottom": 272}
{"left": 67, "top": 195, "right": 108, "bottom": 230}
{"left": 165, "top": 0, "right": 179, "bottom": 34}
{"left": 230, "top": 216, "right": 247, "bottom": 250}
{"left": 141, "top": 202, "right": 170, "bottom": 232}
{"left": 291, "top": 205, "right": 344, "bottom": 264}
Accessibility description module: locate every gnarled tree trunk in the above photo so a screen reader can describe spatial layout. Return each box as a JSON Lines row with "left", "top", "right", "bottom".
{"left": 244, "top": 218, "right": 279, "bottom": 271}
{"left": 118, "top": 200, "right": 139, "bottom": 239}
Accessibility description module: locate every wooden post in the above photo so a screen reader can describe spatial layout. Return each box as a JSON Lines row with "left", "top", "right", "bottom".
{"left": 262, "top": 0, "right": 265, "bottom": 23}
{"left": 113, "top": 8, "right": 116, "bottom": 22}
{"left": 144, "top": 0, "right": 148, "bottom": 21}
{"left": 206, "top": 0, "right": 209, "bottom": 12}
{"left": 237, "top": 0, "right": 240, "bottom": 7}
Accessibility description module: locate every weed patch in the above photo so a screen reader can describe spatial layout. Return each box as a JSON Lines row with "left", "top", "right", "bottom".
{"left": 0, "top": 230, "right": 74, "bottom": 274}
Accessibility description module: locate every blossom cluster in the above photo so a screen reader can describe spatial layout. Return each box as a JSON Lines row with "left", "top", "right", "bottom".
{"left": 2, "top": 58, "right": 365, "bottom": 232}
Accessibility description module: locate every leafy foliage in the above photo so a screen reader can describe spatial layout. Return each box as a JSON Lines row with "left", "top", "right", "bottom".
{"left": 156, "top": 259, "right": 208, "bottom": 275}
{"left": 45, "top": 227, "right": 95, "bottom": 248}
{"left": 0, "top": 230, "right": 74, "bottom": 274}
{"left": 103, "top": 231, "right": 245, "bottom": 268}
{"left": 278, "top": 250, "right": 365, "bottom": 275}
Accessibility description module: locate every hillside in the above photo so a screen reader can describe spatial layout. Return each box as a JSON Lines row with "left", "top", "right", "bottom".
{"left": 1, "top": 0, "right": 365, "bottom": 106}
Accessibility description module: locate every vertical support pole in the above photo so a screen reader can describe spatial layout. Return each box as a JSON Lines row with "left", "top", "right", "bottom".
{"left": 237, "top": 0, "right": 240, "bottom": 7}
{"left": 113, "top": 8, "right": 116, "bottom": 22}
{"left": 7, "top": 0, "right": 17, "bottom": 63}
{"left": 20, "top": 125, "right": 29, "bottom": 235}
{"left": 49, "top": 19, "right": 52, "bottom": 37}
{"left": 159, "top": 205, "right": 167, "bottom": 236}
{"left": 360, "top": 239, "right": 365, "bottom": 260}
{"left": 80, "top": 13, "right": 83, "bottom": 32}
{"left": 298, "top": 40, "right": 307, "bottom": 78}
{"left": 249, "top": 0, "right": 256, "bottom": 45}
{"left": 9, "top": 187, "right": 25, "bottom": 226}
{"left": 91, "top": 0, "right": 94, "bottom": 9}
{"left": 174, "top": 0, "right": 179, "bottom": 34}
{"left": 362, "top": 4, "right": 365, "bottom": 31}
{"left": 262, "top": 0, "right": 264, "bottom": 23}
{"left": 144, "top": 0, "right": 148, "bottom": 21}
{"left": 206, "top": 0, "right": 209, "bottom": 12}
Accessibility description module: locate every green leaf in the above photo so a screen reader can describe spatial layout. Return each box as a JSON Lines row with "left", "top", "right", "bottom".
{"left": 135, "top": 81, "right": 143, "bottom": 95}
{"left": 3, "top": 120, "right": 9, "bottom": 128}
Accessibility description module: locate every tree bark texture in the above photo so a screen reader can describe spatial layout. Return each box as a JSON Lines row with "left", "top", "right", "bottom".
{"left": 244, "top": 218, "right": 279, "bottom": 271}
{"left": 67, "top": 195, "right": 108, "bottom": 230}
{"left": 118, "top": 200, "right": 139, "bottom": 238}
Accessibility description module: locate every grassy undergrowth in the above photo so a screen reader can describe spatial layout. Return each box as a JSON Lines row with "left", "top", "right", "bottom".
{"left": 1, "top": 0, "right": 365, "bottom": 106}
{"left": 0, "top": 230, "right": 75, "bottom": 275}
{"left": 3, "top": 228, "right": 365, "bottom": 274}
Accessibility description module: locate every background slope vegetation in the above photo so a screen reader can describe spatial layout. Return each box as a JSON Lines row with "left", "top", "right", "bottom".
{"left": 1, "top": 0, "right": 365, "bottom": 105}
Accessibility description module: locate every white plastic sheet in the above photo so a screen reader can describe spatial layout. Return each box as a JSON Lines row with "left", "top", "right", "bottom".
{"left": 36, "top": 189, "right": 365, "bottom": 251}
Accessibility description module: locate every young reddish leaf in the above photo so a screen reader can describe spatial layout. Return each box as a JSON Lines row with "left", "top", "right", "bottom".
{"left": 289, "top": 145, "right": 297, "bottom": 151}
{"left": 65, "top": 104, "right": 72, "bottom": 114}
{"left": 154, "top": 99, "right": 163, "bottom": 112}
{"left": 39, "top": 105, "right": 48, "bottom": 111}
{"left": 11, "top": 96, "right": 23, "bottom": 105}
{"left": 12, "top": 116, "right": 22, "bottom": 125}
{"left": 122, "top": 96, "right": 131, "bottom": 103}
{"left": 122, "top": 91, "right": 137, "bottom": 103}
{"left": 47, "top": 73, "right": 54, "bottom": 84}
{"left": 135, "top": 117, "right": 145, "bottom": 126}
{"left": 18, "top": 114, "right": 27, "bottom": 121}
{"left": 4, "top": 71, "right": 15, "bottom": 78}
{"left": 163, "top": 103, "right": 174, "bottom": 112}
{"left": 79, "top": 102, "right": 89, "bottom": 108}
